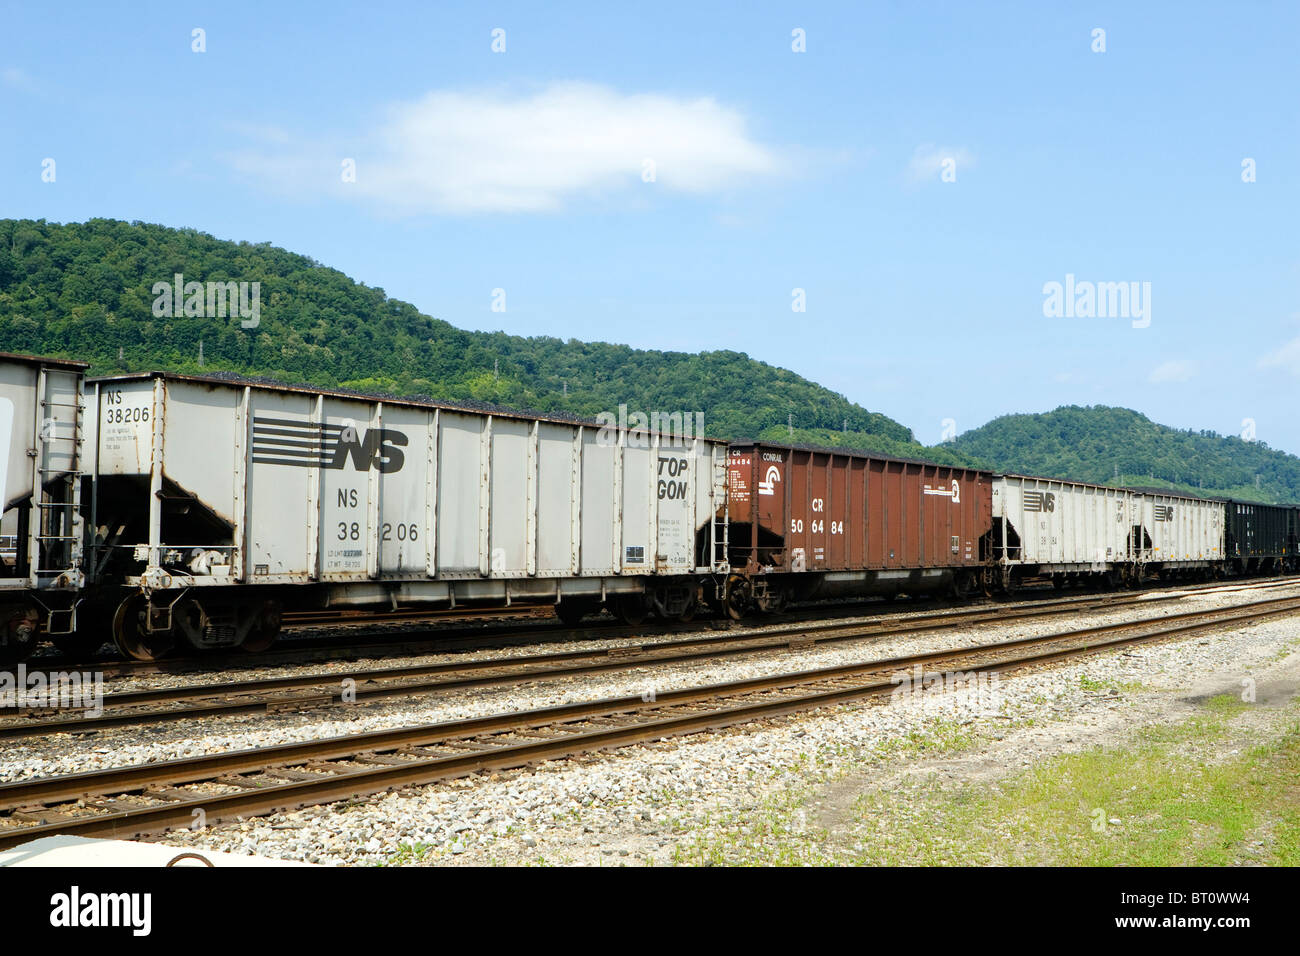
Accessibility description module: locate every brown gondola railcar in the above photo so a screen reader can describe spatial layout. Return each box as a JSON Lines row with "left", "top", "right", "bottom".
{"left": 725, "top": 442, "right": 993, "bottom": 614}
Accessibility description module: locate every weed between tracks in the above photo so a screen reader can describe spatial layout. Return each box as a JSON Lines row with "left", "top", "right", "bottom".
{"left": 1077, "top": 673, "right": 1146, "bottom": 695}
{"left": 673, "top": 692, "right": 1300, "bottom": 866}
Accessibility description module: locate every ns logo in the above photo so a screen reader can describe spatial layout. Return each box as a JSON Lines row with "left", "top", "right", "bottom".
{"left": 251, "top": 418, "right": 408, "bottom": 473}
{"left": 1023, "top": 490, "right": 1056, "bottom": 513}
{"left": 330, "top": 427, "right": 407, "bottom": 473}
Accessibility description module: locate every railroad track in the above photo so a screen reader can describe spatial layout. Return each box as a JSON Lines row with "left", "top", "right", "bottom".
{"left": 29, "top": 574, "right": 1293, "bottom": 678}
{"left": 1, "top": 590, "right": 1297, "bottom": 850}
{"left": 5, "top": 579, "right": 1296, "bottom": 739}
{"left": 281, "top": 605, "right": 548, "bottom": 628}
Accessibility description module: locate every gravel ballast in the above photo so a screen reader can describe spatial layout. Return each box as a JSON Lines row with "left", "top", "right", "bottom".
{"left": 6, "top": 582, "right": 1299, "bottom": 865}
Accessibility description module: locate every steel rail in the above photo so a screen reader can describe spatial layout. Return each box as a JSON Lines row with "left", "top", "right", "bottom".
{"left": 0, "top": 593, "right": 1296, "bottom": 849}
{"left": 5, "top": 581, "right": 1294, "bottom": 738}
{"left": 31, "top": 575, "right": 1294, "bottom": 678}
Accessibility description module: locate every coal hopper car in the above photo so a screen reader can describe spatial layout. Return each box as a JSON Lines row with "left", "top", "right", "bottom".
{"left": 83, "top": 372, "right": 729, "bottom": 660}
{"left": 724, "top": 442, "right": 993, "bottom": 615}
{"left": 0, "top": 352, "right": 87, "bottom": 662}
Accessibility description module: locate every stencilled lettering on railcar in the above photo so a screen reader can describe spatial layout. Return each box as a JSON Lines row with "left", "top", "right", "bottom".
{"left": 728, "top": 454, "right": 751, "bottom": 502}
{"left": 656, "top": 456, "right": 689, "bottom": 499}
{"left": 100, "top": 389, "right": 151, "bottom": 453}
{"left": 326, "top": 484, "right": 367, "bottom": 571}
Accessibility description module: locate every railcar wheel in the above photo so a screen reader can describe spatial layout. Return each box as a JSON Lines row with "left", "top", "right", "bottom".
{"left": 723, "top": 575, "right": 752, "bottom": 620}
{"left": 241, "top": 600, "right": 282, "bottom": 653}
{"left": 555, "top": 600, "right": 597, "bottom": 627}
{"left": 951, "top": 572, "right": 974, "bottom": 599}
{"left": 112, "top": 596, "right": 174, "bottom": 662}
{"left": 1, "top": 605, "right": 40, "bottom": 665}
{"left": 613, "top": 595, "right": 649, "bottom": 627}
{"left": 675, "top": 595, "right": 697, "bottom": 623}
{"left": 763, "top": 588, "right": 789, "bottom": 614}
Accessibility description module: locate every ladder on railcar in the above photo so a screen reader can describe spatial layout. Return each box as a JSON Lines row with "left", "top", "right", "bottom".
{"left": 711, "top": 446, "right": 728, "bottom": 568}
{"left": 26, "top": 370, "right": 85, "bottom": 633}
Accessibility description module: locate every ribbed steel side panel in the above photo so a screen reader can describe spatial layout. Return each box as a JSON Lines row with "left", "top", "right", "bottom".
{"left": 993, "top": 476, "right": 1224, "bottom": 568}
{"left": 993, "top": 476, "right": 1130, "bottom": 568}
{"left": 0, "top": 354, "right": 86, "bottom": 595}
{"left": 727, "top": 443, "right": 992, "bottom": 573}
{"left": 87, "top": 373, "right": 728, "bottom": 592}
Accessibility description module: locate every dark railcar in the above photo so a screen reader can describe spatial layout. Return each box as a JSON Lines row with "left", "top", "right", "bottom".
{"left": 726, "top": 442, "right": 993, "bottom": 611}
{"left": 1221, "top": 499, "right": 1296, "bottom": 573}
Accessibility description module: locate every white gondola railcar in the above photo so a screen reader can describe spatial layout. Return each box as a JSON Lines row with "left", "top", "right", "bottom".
{"left": 1128, "top": 488, "right": 1222, "bottom": 582}
{"left": 84, "top": 372, "right": 729, "bottom": 660}
{"left": 0, "top": 352, "right": 86, "bottom": 661}
{"left": 992, "top": 474, "right": 1223, "bottom": 588}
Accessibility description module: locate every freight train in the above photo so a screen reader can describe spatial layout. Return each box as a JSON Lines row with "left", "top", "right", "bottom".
{"left": 1, "top": 352, "right": 1296, "bottom": 662}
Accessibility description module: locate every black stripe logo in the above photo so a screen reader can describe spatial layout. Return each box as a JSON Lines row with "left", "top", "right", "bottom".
{"left": 252, "top": 417, "right": 407, "bottom": 472}
{"left": 1023, "top": 491, "right": 1055, "bottom": 513}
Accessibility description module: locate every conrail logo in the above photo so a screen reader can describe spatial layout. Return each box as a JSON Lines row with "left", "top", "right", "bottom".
{"left": 924, "top": 480, "right": 962, "bottom": 504}
{"left": 251, "top": 417, "right": 407, "bottom": 472}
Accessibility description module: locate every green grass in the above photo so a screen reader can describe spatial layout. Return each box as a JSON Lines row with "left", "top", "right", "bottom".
{"left": 376, "top": 682, "right": 1300, "bottom": 867}
{"left": 1078, "top": 673, "right": 1146, "bottom": 694}
{"left": 672, "top": 696, "right": 1300, "bottom": 866}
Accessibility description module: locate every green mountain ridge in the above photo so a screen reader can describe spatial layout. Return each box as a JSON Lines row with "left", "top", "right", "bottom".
{"left": 3, "top": 218, "right": 1299, "bottom": 504}
{"left": 0, "top": 217, "right": 908, "bottom": 444}
{"left": 947, "top": 405, "right": 1300, "bottom": 503}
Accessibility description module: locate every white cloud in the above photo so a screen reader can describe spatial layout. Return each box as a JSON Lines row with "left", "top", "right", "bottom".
{"left": 1148, "top": 359, "right": 1198, "bottom": 383}
{"left": 1257, "top": 316, "right": 1300, "bottom": 376}
{"left": 1259, "top": 337, "right": 1300, "bottom": 376}
{"left": 2, "top": 67, "right": 36, "bottom": 91}
{"left": 228, "top": 82, "right": 783, "bottom": 215}
{"left": 906, "top": 144, "right": 974, "bottom": 184}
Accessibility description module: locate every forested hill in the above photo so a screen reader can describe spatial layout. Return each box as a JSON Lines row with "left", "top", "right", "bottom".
{"left": 947, "top": 405, "right": 1300, "bottom": 503}
{"left": 0, "top": 218, "right": 913, "bottom": 445}
{"left": 4, "top": 218, "right": 1300, "bottom": 501}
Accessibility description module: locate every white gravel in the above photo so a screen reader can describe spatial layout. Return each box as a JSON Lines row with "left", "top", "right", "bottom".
{"left": 5, "top": 580, "right": 1298, "bottom": 865}
{"left": 3, "top": 581, "right": 1292, "bottom": 785}
{"left": 139, "top": 580, "right": 1300, "bottom": 865}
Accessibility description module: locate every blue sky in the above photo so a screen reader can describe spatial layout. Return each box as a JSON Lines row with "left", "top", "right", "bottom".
{"left": 3, "top": 1, "right": 1298, "bottom": 451}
